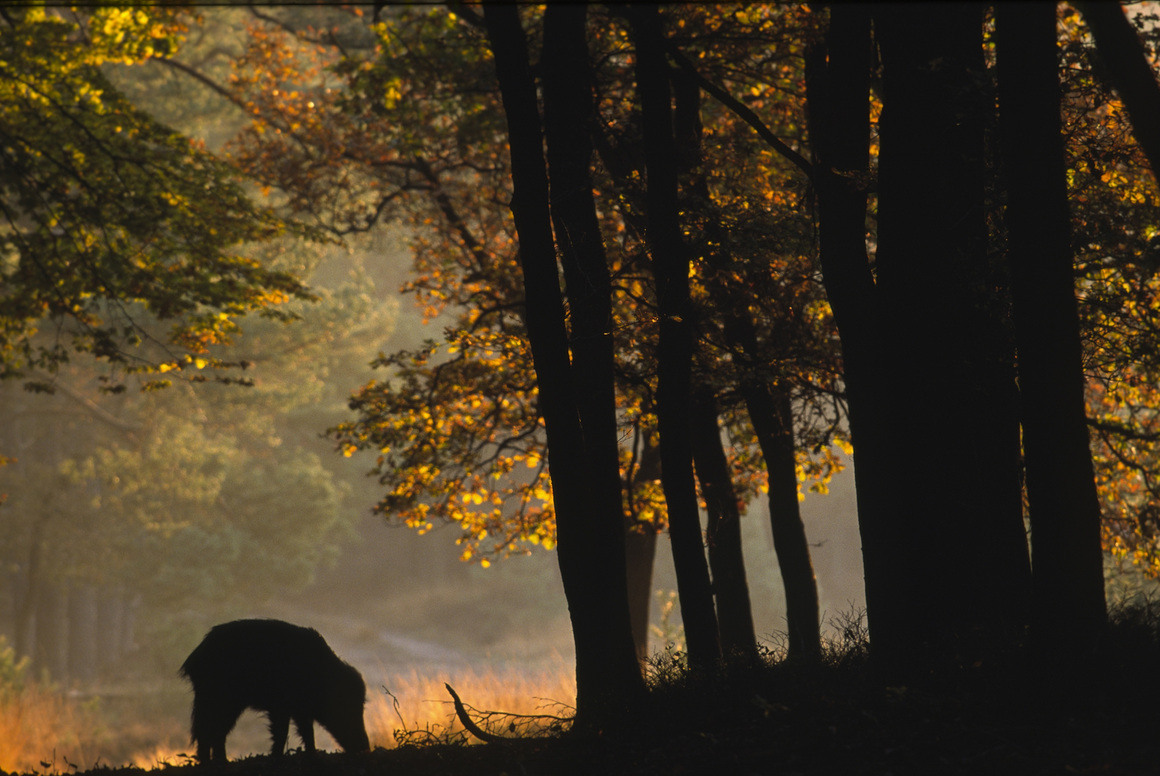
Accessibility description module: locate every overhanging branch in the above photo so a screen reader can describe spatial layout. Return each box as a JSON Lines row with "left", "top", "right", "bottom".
{"left": 663, "top": 42, "right": 814, "bottom": 180}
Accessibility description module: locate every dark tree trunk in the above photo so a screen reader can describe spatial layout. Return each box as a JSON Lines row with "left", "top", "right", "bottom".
{"left": 483, "top": 4, "right": 644, "bottom": 725}
{"left": 806, "top": 3, "right": 899, "bottom": 660}
{"left": 748, "top": 386, "right": 822, "bottom": 661}
{"left": 624, "top": 525, "right": 659, "bottom": 664}
{"left": 670, "top": 58, "right": 819, "bottom": 660}
{"left": 690, "top": 389, "right": 758, "bottom": 662}
{"left": 810, "top": 4, "right": 1031, "bottom": 668}
{"left": 625, "top": 432, "right": 664, "bottom": 663}
{"left": 874, "top": 2, "right": 1031, "bottom": 648}
{"left": 1078, "top": 1, "right": 1160, "bottom": 185}
{"left": 996, "top": 1, "right": 1107, "bottom": 653}
{"left": 542, "top": 4, "right": 620, "bottom": 486}
{"left": 629, "top": 3, "right": 722, "bottom": 672}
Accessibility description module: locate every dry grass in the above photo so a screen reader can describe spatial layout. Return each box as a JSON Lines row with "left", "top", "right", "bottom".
{"left": 0, "top": 660, "right": 576, "bottom": 773}
{"left": 367, "top": 658, "right": 576, "bottom": 746}
{"left": 0, "top": 682, "right": 111, "bottom": 773}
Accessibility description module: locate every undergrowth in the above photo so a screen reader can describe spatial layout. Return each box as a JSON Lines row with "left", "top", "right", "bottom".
{"left": 5, "top": 605, "right": 1160, "bottom": 775}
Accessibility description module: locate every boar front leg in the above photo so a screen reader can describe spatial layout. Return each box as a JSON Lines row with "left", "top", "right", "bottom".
{"left": 268, "top": 711, "right": 290, "bottom": 756}
{"left": 295, "top": 717, "right": 316, "bottom": 752}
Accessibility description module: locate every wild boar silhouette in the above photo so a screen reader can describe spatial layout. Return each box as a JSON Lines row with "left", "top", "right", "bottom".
{"left": 179, "top": 619, "right": 370, "bottom": 762}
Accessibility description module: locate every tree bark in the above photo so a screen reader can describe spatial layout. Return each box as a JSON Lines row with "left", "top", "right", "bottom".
{"left": 807, "top": 2, "right": 900, "bottom": 662}
{"left": 875, "top": 1, "right": 1030, "bottom": 656}
{"left": 996, "top": 1, "right": 1107, "bottom": 653}
{"left": 629, "top": 3, "right": 722, "bottom": 672}
{"left": 690, "top": 389, "right": 758, "bottom": 662}
{"left": 670, "top": 58, "right": 819, "bottom": 661}
{"left": 483, "top": 4, "right": 644, "bottom": 725}
{"left": 1078, "top": 1, "right": 1160, "bottom": 185}
{"left": 542, "top": 4, "right": 620, "bottom": 485}
{"left": 810, "top": 4, "right": 1031, "bottom": 668}
{"left": 747, "top": 386, "right": 822, "bottom": 661}
{"left": 624, "top": 525, "right": 659, "bottom": 664}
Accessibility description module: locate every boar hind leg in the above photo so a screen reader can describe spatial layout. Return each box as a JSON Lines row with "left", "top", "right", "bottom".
{"left": 268, "top": 711, "right": 291, "bottom": 756}
{"left": 294, "top": 717, "right": 316, "bottom": 752}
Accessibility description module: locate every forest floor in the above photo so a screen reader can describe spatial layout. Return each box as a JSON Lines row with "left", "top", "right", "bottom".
{"left": 7, "top": 607, "right": 1160, "bottom": 776}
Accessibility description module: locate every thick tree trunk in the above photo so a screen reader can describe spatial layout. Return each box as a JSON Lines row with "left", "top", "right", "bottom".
{"left": 874, "top": 2, "right": 1030, "bottom": 656}
{"left": 1078, "top": 1, "right": 1160, "bottom": 185}
{"left": 810, "top": 5, "right": 1031, "bottom": 668}
{"left": 483, "top": 5, "right": 644, "bottom": 725}
{"left": 874, "top": 2, "right": 1030, "bottom": 649}
{"left": 630, "top": 3, "right": 722, "bottom": 672}
{"left": 996, "top": 2, "right": 1107, "bottom": 653}
{"left": 690, "top": 389, "right": 758, "bottom": 662}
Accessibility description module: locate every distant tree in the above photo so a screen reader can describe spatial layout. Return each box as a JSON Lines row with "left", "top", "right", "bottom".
{"left": 0, "top": 264, "right": 388, "bottom": 676}
{"left": 0, "top": 7, "right": 309, "bottom": 388}
{"left": 0, "top": 5, "right": 385, "bottom": 678}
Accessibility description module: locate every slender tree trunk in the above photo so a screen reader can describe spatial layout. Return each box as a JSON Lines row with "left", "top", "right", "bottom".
{"left": 670, "top": 59, "right": 819, "bottom": 660}
{"left": 542, "top": 4, "right": 619, "bottom": 486}
{"left": 805, "top": 3, "right": 898, "bottom": 657}
{"left": 483, "top": 5, "right": 644, "bottom": 725}
{"left": 624, "top": 526, "right": 659, "bottom": 664}
{"left": 625, "top": 431, "right": 664, "bottom": 663}
{"left": 748, "top": 387, "right": 822, "bottom": 661}
{"left": 15, "top": 515, "right": 48, "bottom": 661}
{"left": 68, "top": 585, "right": 98, "bottom": 684}
{"left": 35, "top": 582, "right": 67, "bottom": 681}
{"left": 96, "top": 587, "right": 127, "bottom": 675}
{"left": 630, "top": 3, "right": 722, "bottom": 672}
{"left": 1078, "top": 1, "right": 1160, "bottom": 185}
{"left": 996, "top": 1, "right": 1107, "bottom": 653}
{"left": 690, "top": 389, "right": 758, "bottom": 662}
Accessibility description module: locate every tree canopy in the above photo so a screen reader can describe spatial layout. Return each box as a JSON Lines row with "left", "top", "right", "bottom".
{"left": 0, "top": 7, "right": 310, "bottom": 388}
{"left": 9, "top": 0, "right": 1160, "bottom": 731}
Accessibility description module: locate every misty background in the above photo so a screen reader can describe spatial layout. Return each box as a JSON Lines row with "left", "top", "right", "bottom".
{"left": 0, "top": 5, "right": 865, "bottom": 758}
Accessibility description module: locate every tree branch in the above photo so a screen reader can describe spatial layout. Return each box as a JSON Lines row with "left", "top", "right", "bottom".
{"left": 1078, "top": 1, "right": 1160, "bottom": 185}
{"left": 663, "top": 42, "right": 813, "bottom": 180}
